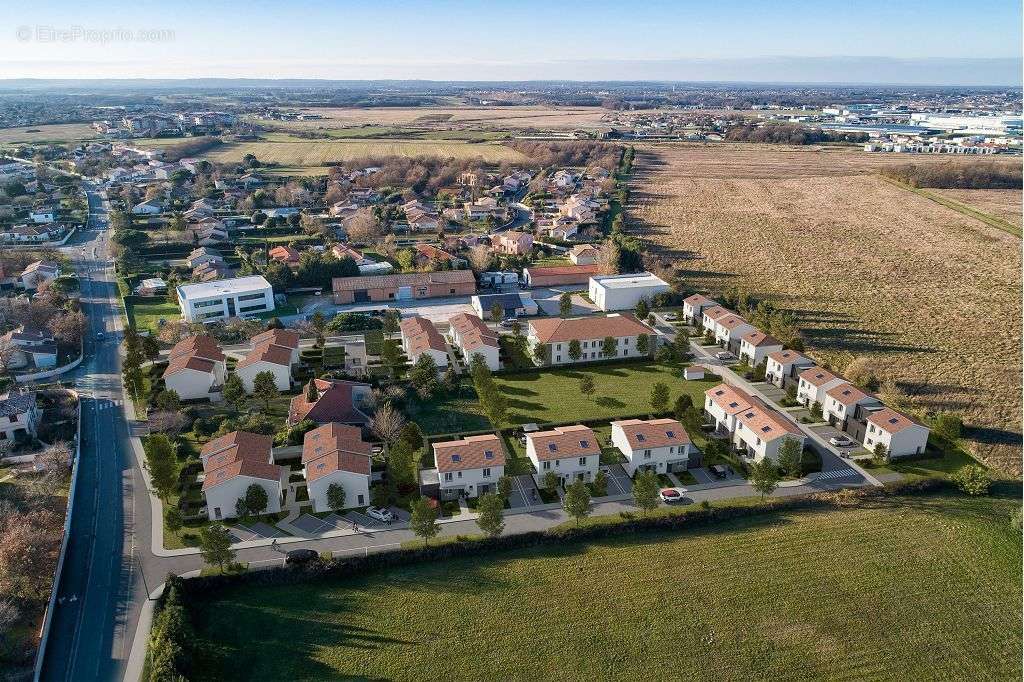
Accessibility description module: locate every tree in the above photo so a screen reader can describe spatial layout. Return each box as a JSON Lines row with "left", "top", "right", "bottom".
{"left": 243, "top": 483, "right": 269, "bottom": 516}
{"left": 490, "top": 302, "right": 503, "bottom": 323}
{"left": 933, "top": 412, "right": 963, "bottom": 441}
{"left": 776, "top": 438, "right": 803, "bottom": 477}
{"left": 409, "top": 497, "right": 439, "bottom": 546}
{"left": 370, "top": 402, "right": 406, "bottom": 444}
{"left": 475, "top": 492, "right": 505, "bottom": 538}
{"left": 749, "top": 460, "right": 780, "bottom": 500}
{"left": 198, "top": 524, "right": 235, "bottom": 572}
{"left": 399, "top": 422, "right": 425, "bottom": 452}
{"left": 532, "top": 341, "right": 548, "bottom": 365}
{"left": 497, "top": 475, "right": 513, "bottom": 501}
{"left": 635, "top": 297, "right": 649, "bottom": 321}
{"left": 388, "top": 439, "right": 416, "bottom": 488}
{"left": 673, "top": 394, "right": 694, "bottom": 420}
{"left": 636, "top": 333, "right": 650, "bottom": 356}
{"left": 346, "top": 207, "right": 380, "bottom": 243}
{"left": 153, "top": 389, "right": 182, "bottom": 413}
{"left": 409, "top": 354, "right": 440, "bottom": 400}
{"left": 222, "top": 374, "right": 246, "bottom": 413}
{"left": 443, "top": 365, "right": 460, "bottom": 394}
{"left": 632, "top": 469, "right": 660, "bottom": 516}
{"left": 953, "top": 465, "right": 992, "bottom": 496}
{"left": 559, "top": 292, "right": 573, "bottom": 317}
{"left": 48, "top": 309, "right": 86, "bottom": 345}
{"left": 165, "top": 507, "right": 183, "bottom": 535}
{"left": 305, "top": 378, "right": 320, "bottom": 403}
{"left": 650, "top": 382, "right": 670, "bottom": 413}
{"left": 370, "top": 484, "right": 389, "bottom": 508}
{"left": 144, "top": 434, "right": 178, "bottom": 501}
{"left": 871, "top": 442, "right": 889, "bottom": 466}
{"left": 568, "top": 339, "right": 582, "bottom": 362}
{"left": 382, "top": 309, "right": 400, "bottom": 336}
{"left": 579, "top": 374, "right": 595, "bottom": 399}
{"left": 562, "top": 479, "right": 592, "bottom": 526}
{"left": 252, "top": 370, "right": 279, "bottom": 410}
{"left": 327, "top": 483, "right": 346, "bottom": 510}
{"left": 601, "top": 336, "right": 617, "bottom": 358}
{"left": 592, "top": 469, "right": 609, "bottom": 496}
{"left": 844, "top": 357, "right": 879, "bottom": 390}
{"left": 542, "top": 470, "right": 560, "bottom": 493}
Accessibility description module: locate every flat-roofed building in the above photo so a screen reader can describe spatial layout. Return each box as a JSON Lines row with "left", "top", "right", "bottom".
{"left": 588, "top": 272, "right": 671, "bottom": 312}
{"left": 177, "top": 275, "right": 274, "bottom": 323}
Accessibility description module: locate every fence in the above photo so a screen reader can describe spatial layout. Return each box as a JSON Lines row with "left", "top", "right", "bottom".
{"left": 14, "top": 349, "right": 83, "bottom": 384}
{"left": 32, "top": 389, "right": 83, "bottom": 681}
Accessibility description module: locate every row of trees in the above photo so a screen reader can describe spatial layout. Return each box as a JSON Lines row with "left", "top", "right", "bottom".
{"left": 469, "top": 353, "right": 508, "bottom": 428}
{"left": 725, "top": 123, "right": 868, "bottom": 145}
{"left": 881, "top": 161, "right": 1021, "bottom": 190}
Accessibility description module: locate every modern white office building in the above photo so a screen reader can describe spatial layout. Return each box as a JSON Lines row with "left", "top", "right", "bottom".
{"left": 176, "top": 275, "right": 275, "bottom": 323}
{"left": 588, "top": 272, "right": 671, "bottom": 311}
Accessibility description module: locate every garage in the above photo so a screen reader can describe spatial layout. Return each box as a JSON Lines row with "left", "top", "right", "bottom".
{"left": 353, "top": 290, "right": 370, "bottom": 303}
{"left": 396, "top": 286, "right": 413, "bottom": 300}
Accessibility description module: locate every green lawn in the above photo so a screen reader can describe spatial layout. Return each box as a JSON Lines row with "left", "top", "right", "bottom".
{"left": 186, "top": 492, "right": 1023, "bottom": 681}
{"left": 128, "top": 298, "right": 181, "bottom": 333}
{"left": 414, "top": 362, "right": 719, "bottom": 435}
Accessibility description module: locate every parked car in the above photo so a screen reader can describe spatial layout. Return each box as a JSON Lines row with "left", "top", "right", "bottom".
{"left": 367, "top": 506, "right": 395, "bottom": 523}
{"left": 659, "top": 488, "right": 683, "bottom": 503}
{"left": 715, "top": 351, "right": 734, "bottom": 361}
{"left": 829, "top": 436, "right": 854, "bottom": 447}
{"left": 709, "top": 464, "right": 732, "bottom": 479}
{"left": 500, "top": 318, "right": 517, "bottom": 328}
{"left": 662, "top": 312, "right": 678, "bottom": 321}
{"left": 285, "top": 548, "right": 319, "bottom": 565}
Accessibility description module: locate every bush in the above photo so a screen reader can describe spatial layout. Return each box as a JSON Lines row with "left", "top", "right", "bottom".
{"left": 952, "top": 465, "right": 991, "bottom": 496}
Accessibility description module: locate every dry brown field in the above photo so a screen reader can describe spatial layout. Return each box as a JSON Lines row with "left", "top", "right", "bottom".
{"left": 930, "top": 188, "right": 1023, "bottom": 230}
{"left": 629, "top": 143, "right": 1022, "bottom": 474}
{"left": 281, "top": 105, "right": 612, "bottom": 130}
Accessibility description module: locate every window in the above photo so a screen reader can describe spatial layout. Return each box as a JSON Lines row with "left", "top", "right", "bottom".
{"left": 357, "top": 494, "right": 364, "bottom": 505}
{"left": 556, "top": 356, "right": 561, "bottom": 362}
{"left": 457, "top": 471, "right": 463, "bottom": 478}
{"left": 237, "top": 292, "right": 266, "bottom": 302}
{"left": 239, "top": 303, "right": 269, "bottom": 313}
{"left": 578, "top": 457, "right": 586, "bottom": 466}
{"left": 482, "top": 468, "right": 491, "bottom": 478}
{"left": 643, "top": 451, "right": 651, "bottom": 459}
{"left": 542, "top": 461, "right": 551, "bottom": 470}
{"left": 444, "top": 472, "right": 453, "bottom": 481}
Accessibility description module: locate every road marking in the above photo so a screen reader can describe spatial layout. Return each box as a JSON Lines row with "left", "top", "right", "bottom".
{"left": 817, "top": 469, "right": 857, "bottom": 481}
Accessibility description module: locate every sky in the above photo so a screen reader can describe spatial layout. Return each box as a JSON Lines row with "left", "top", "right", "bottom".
{"left": 2, "top": 0, "right": 1022, "bottom": 85}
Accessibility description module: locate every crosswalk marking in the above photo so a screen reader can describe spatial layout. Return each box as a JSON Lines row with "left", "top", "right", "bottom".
{"left": 817, "top": 469, "right": 857, "bottom": 481}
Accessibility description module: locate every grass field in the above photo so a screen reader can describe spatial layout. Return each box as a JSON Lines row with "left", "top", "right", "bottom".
{"left": 127, "top": 298, "right": 181, "bottom": 333}
{"left": 413, "top": 361, "right": 718, "bottom": 435}
{"left": 187, "top": 491, "right": 1023, "bottom": 681}
{"left": 930, "top": 188, "right": 1023, "bottom": 231}
{"left": 628, "top": 143, "right": 1022, "bottom": 474}
{"left": 204, "top": 133, "right": 527, "bottom": 166}
{"left": 0, "top": 123, "right": 98, "bottom": 144}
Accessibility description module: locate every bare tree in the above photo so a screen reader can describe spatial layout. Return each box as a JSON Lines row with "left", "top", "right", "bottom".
{"left": 149, "top": 410, "right": 187, "bottom": 435}
{"left": 467, "top": 244, "right": 492, "bottom": 272}
{"left": 369, "top": 401, "right": 406, "bottom": 444}
{"left": 0, "top": 336, "right": 18, "bottom": 372}
{"left": 48, "top": 310, "right": 86, "bottom": 346}
{"left": 346, "top": 208, "right": 380, "bottom": 243}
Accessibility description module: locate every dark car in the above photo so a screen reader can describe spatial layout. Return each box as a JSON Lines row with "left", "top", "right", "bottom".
{"left": 285, "top": 548, "right": 319, "bottom": 565}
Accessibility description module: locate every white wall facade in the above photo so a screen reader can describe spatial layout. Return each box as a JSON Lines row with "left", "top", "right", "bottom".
{"left": 528, "top": 333, "right": 646, "bottom": 366}
{"left": 237, "top": 361, "right": 291, "bottom": 394}
{"left": 438, "top": 464, "right": 505, "bottom": 499}
{"left": 864, "top": 423, "right": 929, "bottom": 458}
{"left": 307, "top": 470, "right": 370, "bottom": 513}
{"left": 165, "top": 365, "right": 225, "bottom": 401}
{"left": 738, "top": 339, "right": 784, "bottom": 367}
{"left": 526, "top": 443, "right": 599, "bottom": 486}
{"left": 204, "top": 474, "right": 284, "bottom": 521}
{"left": 178, "top": 281, "right": 275, "bottom": 323}
{"left": 612, "top": 427, "right": 691, "bottom": 476}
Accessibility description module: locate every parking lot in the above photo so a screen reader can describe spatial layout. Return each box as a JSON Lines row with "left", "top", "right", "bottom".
{"left": 507, "top": 474, "right": 541, "bottom": 508}
{"left": 602, "top": 463, "right": 633, "bottom": 495}
{"left": 228, "top": 521, "right": 289, "bottom": 542}
{"left": 807, "top": 424, "right": 868, "bottom": 457}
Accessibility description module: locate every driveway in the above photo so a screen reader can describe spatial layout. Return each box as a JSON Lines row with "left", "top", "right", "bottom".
{"left": 808, "top": 424, "right": 868, "bottom": 458}
{"left": 602, "top": 463, "right": 633, "bottom": 496}
{"left": 532, "top": 287, "right": 600, "bottom": 317}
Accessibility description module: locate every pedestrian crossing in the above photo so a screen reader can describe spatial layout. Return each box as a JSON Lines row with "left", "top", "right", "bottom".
{"left": 816, "top": 468, "right": 857, "bottom": 481}
{"left": 94, "top": 400, "right": 123, "bottom": 410}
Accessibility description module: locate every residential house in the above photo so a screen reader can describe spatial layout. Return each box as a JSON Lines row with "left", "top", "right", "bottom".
{"left": 288, "top": 378, "right": 372, "bottom": 426}
{"left": 399, "top": 316, "right": 449, "bottom": 370}
{"left": 192, "top": 260, "right": 235, "bottom": 283}
{"left": 471, "top": 292, "right": 538, "bottom": 319}
{"left": 131, "top": 199, "right": 163, "bottom": 215}
{"left": 764, "top": 349, "right": 815, "bottom": 389}
{"left": 492, "top": 231, "right": 533, "bottom": 255}
{"left": 20, "top": 260, "right": 61, "bottom": 290}
{"left": 863, "top": 408, "right": 930, "bottom": 458}
{"left": 526, "top": 425, "right": 601, "bottom": 486}
{"left": 704, "top": 384, "right": 754, "bottom": 434}
{"left": 184, "top": 247, "right": 223, "bottom": 270}
{"left": 700, "top": 306, "right": 733, "bottom": 336}
{"left": 200, "top": 431, "right": 286, "bottom": 521}
{"left": 0, "top": 326, "right": 57, "bottom": 369}
{"left": 432, "top": 434, "right": 505, "bottom": 500}
{"left": 135, "top": 277, "right": 168, "bottom": 296}
{"left": 268, "top": 245, "right": 302, "bottom": 270}
{"left": 236, "top": 329, "right": 300, "bottom": 393}
{"left": 568, "top": 244, "right": 600, "bottom": 265}
{"left": 1, "top": 224, "right": 58, "bottom": 244}
{"left": 797, "top": 367, "right": 847, "bottom": 409}
{"left": 612, "top": 418, "right": 693, "bottom": 476}
{"left": 0, "top": 391, "right": 40, "bottom": 442}
{"left": 331, "top": 270, "right": 475, "bottom": 305}
{"left": 448, "top": 313, "right": 500, "bottom": 371}
{"left": 176, "top": 275, "right": 274, "bottom": 323}
{"left": 29, "top": 208, "right": 56, "bottom": 224}
{"left": 682, "top": 294, "right": 718, "bottom": 324}
{"left": 704, "top": 384, "right": 805, "bottom": 464}
{"left": 527, "top": 313, "right": 654, "bottom": 366}
{"left": 464, "top": 197, "right": 505, "bottom": 221}
{"left": 546, "top": 216, "right": 580, "bottom": 241}
{"left": 714, "top": 314, "right": 755, "bottom": 354}
{"left": 522, "top": 264, "right": 600, "bottom": 288}
{"left": 413, "top": 244, "right": 466, "bottom": 268}
{"left": 331, "top": 243, "right": 374, "bottom": 267}
{"left": 737, "top": 330, "right": 784, "bottom": 368}
{"left": 162, "top": 335, "right": 227, "bottom": 401}
{"left": 303, "top": 423, "right": 372, "bottom": 512}
{"left": 823, "top": 382, "right": 883, "bottom": 442}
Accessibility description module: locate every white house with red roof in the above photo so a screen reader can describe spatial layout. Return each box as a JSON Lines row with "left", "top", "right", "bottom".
{"left": 797, "top": 367, "right": 847, "bottom": 408}
{"left": 200, "top": 431, "right": 287, "bottom": 521}
{"left": 448, "top": 313, "right": 500, "bottom": 371}
{"left": 714, "top": 314, "right": 755, "bottom": 353}
{"left": 162, "top": 335, "right": 226, "bottom": 401}
{"left": 701, "top": 305, "right": 733, "bottom": 335}
{"left": 704, "top": 384, "right": 754, "bottom": 434}
{"left": 235, "top": 328, "right": 300, "bottom": 393}
{"left": 864, "top": 408, "right": 930, "bottom": 458}
{"left": 682, "top": 294, "right": 718, "bottom": 324}
{"left": 706, "top": 383, "right": 805, "bottom": 462}
{"left": 611, "top": 418, "right": 693, "bottom": 476}
{"left": 737, "top": 329, "right": 784, "bottom": 367}
{"left": 400, "top": 316, "right": 449, "bottom": 370}
{"left": 765, "top": 349, "right": 815, "bottom": 388}
{"left": 432, "top": 433, "right": 506, "bottom": 499}
{"left": 822, "top": 382, "right": 882, "bottom": 432}
{"left": 525, "top": 424, "right": 601, "bottom": 486}
{"left": 303, "top": 423, "right": 372, "bottom": 512}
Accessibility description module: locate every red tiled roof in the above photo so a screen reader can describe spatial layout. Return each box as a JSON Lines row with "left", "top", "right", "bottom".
{"left": 268, "top": 245, "right": 301, "bottom": 264}
{"left": 527, "top": 425, "right": 600, "bottom": 462}
{"left": 867, "top": 408, "right": 922, "bottom": 435}
{"left": 288, "top": 379, "right": 370, "bottom": 425}
{"left": 767, "top": 349, "right": 811, "bottom": 366}
{"left": 825, "top": 382, "right": 875, "bottom": 407}
{"left": 162, "top": 354, "right": 216, "bottom": 378}
{"left": 168, "top": 335, "right": 224, "bottom": 363}
{"left": 799, "top": 367, "right": 841, "bottom": 387}
{"left": 251, "top": 328, "right": 300, "bottom": 350}
{"left": 400, "top": 316, "right": 448, "bottom": 355}
{"left": 705, "top": 384, "right": 754, "bottom": 416}
{"left": 199, "top": 430, "right": 282, "bottom": 490}
{"left": 449, "top": 313, "right": 499, "bottom": 351}
{"left": 237, "top": 342, "right": 293, "bottom": 369}
{"left": 433, "top": 434, "right": 505, "bottom": 473}
{"left": 528, "top": 314, "right": 651, "bottom": 345}
{"left": 612, "top": 418, "right": 690, "bottom": 450}
{"left": 740, "top": 329, "right": 782, "bottom": 347}
{"left": 702, "top": 306, "right": 732, "bottom": 321}
{"left": 302, "top": 422, "right": 371, "bottom": 463}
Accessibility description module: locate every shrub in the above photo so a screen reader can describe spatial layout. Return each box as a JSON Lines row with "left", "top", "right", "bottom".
{"left": 952, "top": 465, "right": 991, "bottom": 496}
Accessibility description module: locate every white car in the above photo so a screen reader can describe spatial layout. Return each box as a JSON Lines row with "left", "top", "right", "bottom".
{"left": 659, "top": 488, "right": 685, "bottom": 503}
{"left": 366, "top": 507, "right": 395, "bottom": 523}
{"left": 829, "top": 436, "right": 854, "bottom": 447}
{"left": 715, "top": 351, "right": 734, "bottom": 361}
{"left": 662, "top": 312, "right": 678, "bottom": 321}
